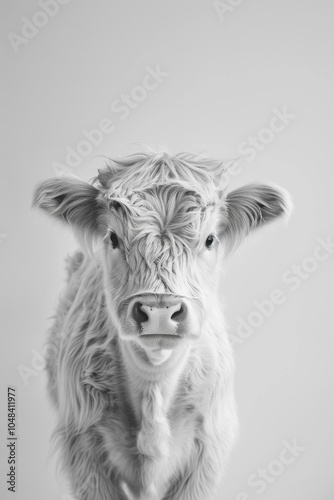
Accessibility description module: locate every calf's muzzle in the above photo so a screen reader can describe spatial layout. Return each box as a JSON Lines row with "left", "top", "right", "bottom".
{"left": 130, "top": 294, "right": 188, "bottom": 336}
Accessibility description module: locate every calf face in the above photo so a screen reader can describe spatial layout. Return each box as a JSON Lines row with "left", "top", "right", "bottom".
{"left": 33, "top": 152, "right": 291, "bottom": 364}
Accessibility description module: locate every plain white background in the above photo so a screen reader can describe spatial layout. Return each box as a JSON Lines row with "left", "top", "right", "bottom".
{"left": 1, "top": 1, "right": 333, "bottom": 499}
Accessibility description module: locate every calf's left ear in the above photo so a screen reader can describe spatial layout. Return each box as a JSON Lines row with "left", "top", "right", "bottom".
{"left": 32, "top": 177, "right": 104, "bottom": 237}
{"left": 221, "top": 183, "right": 293, "bottom": 253}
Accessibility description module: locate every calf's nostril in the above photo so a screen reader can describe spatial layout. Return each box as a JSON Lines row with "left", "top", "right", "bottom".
{"left": 171, "top": 304, "right": 186, "bottom": 323}
{"left": 132, "top": 302, "right": 149, "bottom": 325}
{"left": 171, "top": 305, "right": 182, "bottom": 320}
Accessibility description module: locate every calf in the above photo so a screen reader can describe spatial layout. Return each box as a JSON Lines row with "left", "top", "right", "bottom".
{"left": 33, "top": 151, "right": 291, "bottom": 500}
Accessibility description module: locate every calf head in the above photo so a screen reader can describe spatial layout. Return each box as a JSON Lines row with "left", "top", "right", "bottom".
{"left": 33, "top": 152, "right": 291, "bottom": 365}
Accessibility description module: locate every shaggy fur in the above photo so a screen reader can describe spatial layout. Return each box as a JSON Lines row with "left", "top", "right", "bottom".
{"left": 33, "top": 151, "right": 292, "bottom": 500}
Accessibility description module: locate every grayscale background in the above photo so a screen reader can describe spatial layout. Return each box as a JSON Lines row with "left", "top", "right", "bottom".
{"left": 1, "top": 1, "right": 333, "bottom": 499}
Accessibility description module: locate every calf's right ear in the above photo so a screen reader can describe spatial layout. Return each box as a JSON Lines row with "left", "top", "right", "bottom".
{"left": 221, "top": 183, "right": 293, "bottom": 254}
{"left": 32, "top": 177, "right": 105, "bottom": 237}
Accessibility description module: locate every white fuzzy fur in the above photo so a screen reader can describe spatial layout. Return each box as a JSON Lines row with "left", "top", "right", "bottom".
{"left": 33, "top": 151, "right": 292, "bottom": 499}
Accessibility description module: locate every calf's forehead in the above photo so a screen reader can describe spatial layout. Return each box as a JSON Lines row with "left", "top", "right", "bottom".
{"left": 105, "top": 185, "right": 223, "bottom": 241}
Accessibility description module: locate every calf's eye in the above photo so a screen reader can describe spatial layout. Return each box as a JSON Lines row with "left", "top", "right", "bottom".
{"left": 110, "top": 231, "right": 119, "bottom": 249}
{"left": 205, "top": 234, "right": 218, "bottom": 249}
